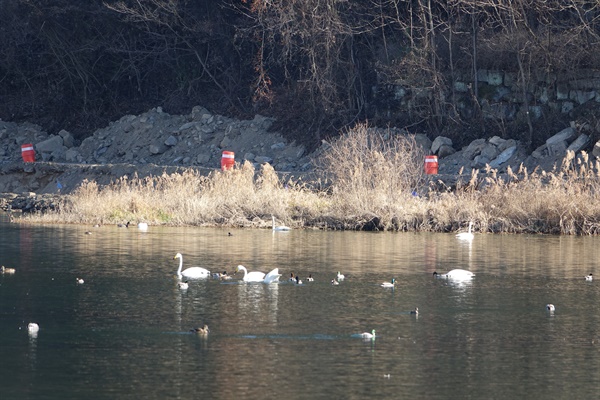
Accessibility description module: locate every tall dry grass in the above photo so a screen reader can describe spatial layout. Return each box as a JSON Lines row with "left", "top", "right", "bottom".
{"left": 19, "top": 123, "right": 600, "bottom": 235}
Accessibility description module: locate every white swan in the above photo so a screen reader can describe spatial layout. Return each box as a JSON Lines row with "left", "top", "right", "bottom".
{"left": 456, "top": 222, "right": 474, "bottom": 241}
{"left": 272, "top": 215, "right": 291, "bottom": 231}
{"left": 264, "top": 268, "right": 282, "bottom": 284}
{"left": 28, "top": 323, "right": 39, "bottom": 333}
{"left": 337, "top": 271, "right": 345, "bottom": 281}
{"left": 585, "top": 273, "right": 593, "bottom": 281}
{"left": 433, "top": 269, "right": 475, "bottom": 279}
{"left": 381, "top": 278, "right": 396, "bottom": 288}
{"left": 137, "top": 222, "right": 148, "bottom": 231}
{"left": 236, "top": 265, "right": 267, "bottom": 282}
{"left": 546, "top": 304, "right": 555, "bottom": 312}
{"left": 177, "top": 280, "right": 189, "bottom": 289}
{"left": 174, "top": 253, "right": 211, "bottom": 279}
{"left": 359, "top": 329, "right": 376, "bottom": 340}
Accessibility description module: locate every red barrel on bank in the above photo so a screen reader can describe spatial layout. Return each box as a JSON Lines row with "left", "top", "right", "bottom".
{"left": 221, "top": 150, "right": 235, "bottom": 170}
{"left": 21, "top": 143, "right": 35, "bottom": 163}
{"left": 424, "top": 155, "right": 438, "bottom": 175}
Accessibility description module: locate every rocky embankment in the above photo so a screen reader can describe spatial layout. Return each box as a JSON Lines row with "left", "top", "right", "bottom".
{"left": 1, "top": 106, "right": 599, "bottom": 214}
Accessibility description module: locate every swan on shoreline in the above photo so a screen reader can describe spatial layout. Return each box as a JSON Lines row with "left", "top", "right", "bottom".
{"left": 174, "top": 253, "right": 210, "bottom": 279}
{"left": 272, "top": 215, "right": 291, "bottom": 231}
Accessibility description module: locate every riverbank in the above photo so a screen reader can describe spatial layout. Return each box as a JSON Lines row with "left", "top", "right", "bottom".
{"left": 5, "top": 142, "right": 600, "bottom": 235}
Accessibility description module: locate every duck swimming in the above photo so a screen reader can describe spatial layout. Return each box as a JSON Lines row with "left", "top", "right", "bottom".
{"left": 331, "top": 279, "right": 339, "bottom": 286}
{"left": 306, "top": 274, "right": 314, "bottom": 282}
{"left": 546, "top": 304, "right": 555, "bottom": 312}
{"left": 178, "top": 281, "right": 189, "bottom": 289}
{"left": 336, "top": 271, "right": 345, "bottom": 281}
{"left": 585, "top": 273, "right": 593, "bottom": 281}
{"left": 381, "top": 278, "right": 396, "bottom": 288}
{"left": 410, "top": 307, "right": 419, "bottom": 315}
{"left": 76, "top": 277, "right": 84, "bottom": 284}
{"left": 191, "top": 324, "right": 210, "bottom": 335}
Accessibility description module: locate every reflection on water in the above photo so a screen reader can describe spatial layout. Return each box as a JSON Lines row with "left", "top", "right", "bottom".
{"left": 2, "top": 215, "right": 600, "bottom": 399}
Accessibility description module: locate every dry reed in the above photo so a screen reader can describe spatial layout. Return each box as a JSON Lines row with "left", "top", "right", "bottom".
{"left": 18, "top": 123, "right": 600, "bottom": 235}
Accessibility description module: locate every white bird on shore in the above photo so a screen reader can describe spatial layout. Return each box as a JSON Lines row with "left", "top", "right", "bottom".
{"left": 456, "top": 222, "right": 474, "bottom": 241}
{"left": 174, "top": 253, "right": 210, "bottom": 279}
{"left": 272, "top": 215, "right": 291, "bottom": 231}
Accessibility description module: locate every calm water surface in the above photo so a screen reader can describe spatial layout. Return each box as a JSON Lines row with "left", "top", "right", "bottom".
{"left": 1, "top": 214, "right": 600, "bottom": 399}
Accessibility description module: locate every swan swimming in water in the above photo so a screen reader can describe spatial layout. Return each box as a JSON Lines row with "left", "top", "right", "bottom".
{"left": 585, "top": 274, "right": 593, "bottom": 281}
{"left": 381, "top": 278, "right": 396, "bottom": 288}
{"left": 456, "top": 222, "right": 474, "bottom": 241}
{"left": 433, "top": 269, "right": 475, "bottom": 280}
{"left": 272, "top": 215, "right": 291, "bottom": 231}
{"left": 359, "top": 329, "right": 376, "bottom": 340}
{"left": 174, "top": 253, "right": 211, "bottom": 279}
{"left": 236, "top": 265, "right": 281, "bottom": 283}
{"left": 137, "top": 222, "right": 148, "bottom": 231}
{"left": 336, "top": 271, "right": 345, "bottom": 281}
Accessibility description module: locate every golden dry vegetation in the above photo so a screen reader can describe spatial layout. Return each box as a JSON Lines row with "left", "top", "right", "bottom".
{"left": 20, "top": 124, "right": 600, "bottom": 235}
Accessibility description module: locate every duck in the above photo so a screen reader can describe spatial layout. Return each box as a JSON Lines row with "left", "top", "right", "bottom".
{"left": 336, "top": 271, "right": 345, "bottom": 281}
{"left": 76, "top": 277, "right": 84, "bottom": 284}
{"left": 1, "top": 266, "right": 16, "bottom": 274}
{"left": 546, "top": 304, "right": 555, "bottom": 312}
{"left": 306, "top": 274, "right": 314, "bottom": 282}
{"left": 28, "top": 323, "right": 39, "bottom": 333}
{"left": 331, "top": 279, "right": 339, "bottom": 286}
{"left": 174, "top": 253, "right": 211, "bottom": 279}
{"left": 455, "top": 222, "right": 474, "bottom": 241}
{"left": 381, "top": 278, "right": 396, "bottom": 288}
{"left": 272, "top": 215, "right": 291, "bottom": 231}
{"left": 295, "top": 275, "right": 303, "bottom": 285}
{"left": 410, "top": 307, "right": 419, "bottom": 315}
{"left": 289, "top": 272, "right": 296, "bottom": 282}
{"left": 117, "top": 221, "right": 130, "bottom": 228}
{"left": 359, "top": 329, "right": 376, "bottom": 340}
{"left": 585, "top": 273, "right": 593, "bottom": 281}
{"left": 190, "top": 324, "right": 210, "bottom": 335}
{"left": 84, "top": 231, "right": 92, "bottom": 235}
{"left": 137, "top": 222, "right": 148, "bottom": 231}
{"left": 433, "top": 269, "right": 475, "bottom": 279}
{"left": 177, "top": 280, "right": 189, "bottom": 289}
{"left": 218, "top": 271, "right": 232, "bottom": 280}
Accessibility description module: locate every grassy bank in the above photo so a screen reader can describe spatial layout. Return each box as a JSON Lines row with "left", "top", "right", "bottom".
{"left": 18, "top": 124, "right": 600, "bottom": 235}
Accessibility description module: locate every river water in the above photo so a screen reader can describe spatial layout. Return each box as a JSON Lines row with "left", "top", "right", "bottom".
{"left": 1, "top": 214, "right": 600, "bottom": 399}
